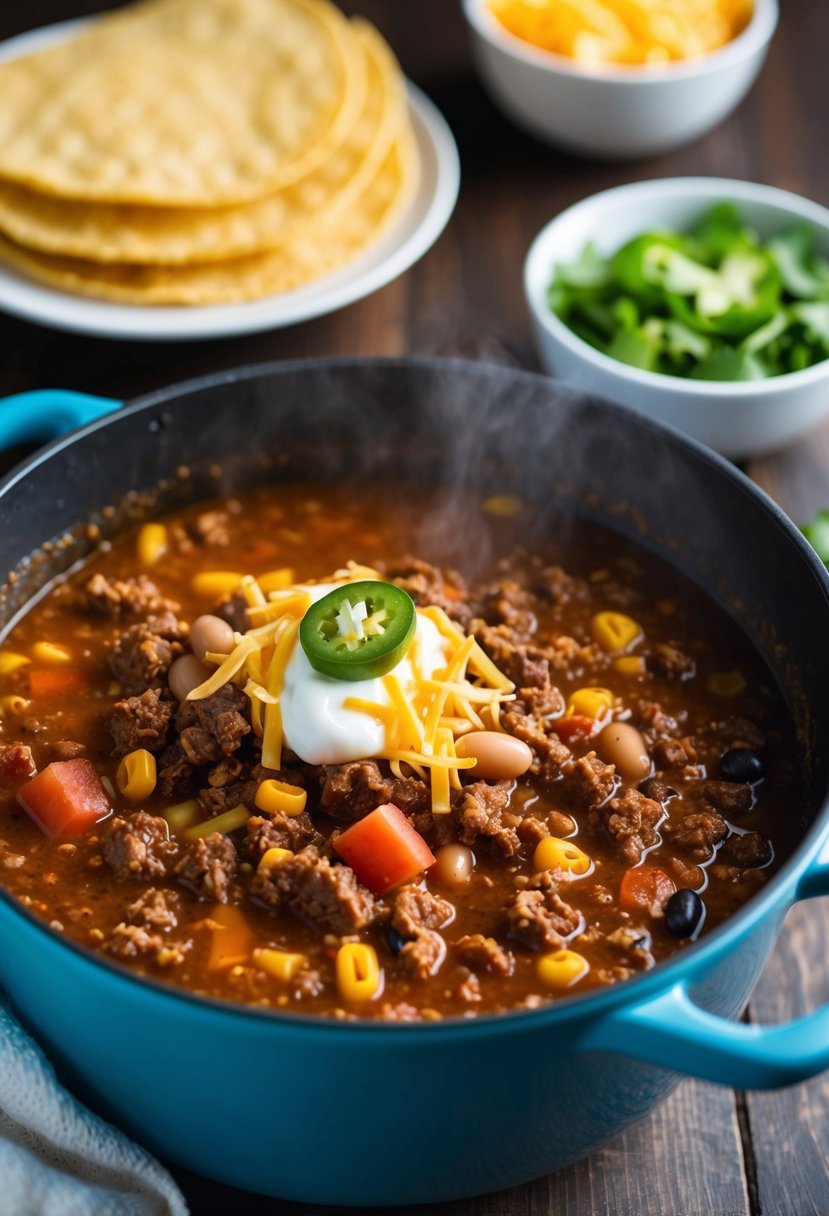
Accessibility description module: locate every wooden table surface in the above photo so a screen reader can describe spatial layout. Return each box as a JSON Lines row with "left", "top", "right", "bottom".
{"left": 1, "top": 2, "right": 828, "bottom": 1213}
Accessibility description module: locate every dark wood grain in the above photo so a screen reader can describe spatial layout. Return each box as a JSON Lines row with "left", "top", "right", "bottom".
{"left": 741, "top": 903, "right": 829, "bottom": 1216}
{"left": 749, "top": 418, "right": 829, "bottom": 526}
{"left": 0, "top": 1, "right": 828, "bottom": 1213}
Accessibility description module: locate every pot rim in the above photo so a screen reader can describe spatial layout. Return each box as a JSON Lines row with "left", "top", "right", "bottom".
{"left": 1, "top": 354, "right": 826, "bottom": 1042}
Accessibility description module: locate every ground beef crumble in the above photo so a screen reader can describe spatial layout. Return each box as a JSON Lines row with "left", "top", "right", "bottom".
{"left": 85, "top": 574, "right": 180, "bottom": 619}
{"left": 565, "top": 754, "right": 618, "bottom": 809}
{"left": 102, "top": 812, "right": 179, "bottom": 881}
{"left": 111, "top": 689, "right": 174, "bottom": 756}
{"left": 126, "top": 886, "right": 180, "bottom": 930}
{"left": 664, "top": 809, "right": 728, "bottom": 861}
{"left": 506, "top": 883, "right": 583, "bottom": 952}
{"left": 109, "top": 612, "right": 185, "bottom": 695}
{"left": 243, "top": 813, "right": 323, "bottom": 860}
{"left": 252, "top": 845, "right": 380, "bottom": 934}
{"left": 720, "top": 831, "right": 773, "bottom": 868}
{"left": 455, "top": 933, "right": 514, "bottom": 976}
{"left": 319, "top": 760, "right": 395, "bottom": 821}
{"left": 594, "top": 788, "right": 664, "bottom": 865}
{"left": 392, "top": 885, "right": 455, "bottom": 978}
{"left": 174, "top": 833, "right": 238, "bottom": 903}
{"left": 175, "top": 685, "right": 251, "bottom": 764}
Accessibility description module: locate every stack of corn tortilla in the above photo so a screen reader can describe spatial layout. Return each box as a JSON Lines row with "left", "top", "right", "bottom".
{"left": 0, "top": 0, "right": 418, "bottom": 305}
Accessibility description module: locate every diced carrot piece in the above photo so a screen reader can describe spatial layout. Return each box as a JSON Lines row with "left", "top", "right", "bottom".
{"left": 208, "top": 904, "right": 253, "bottom": 970}
{"left": 619, "top": 866, "right": 676, "bottom": 913}
{"left": 334, "top": 803, "right": 436, "bottom": 895}
{"left": 17, "top": 759, "right": 111, "bottom": 838}
{"left": 29, "top": 668, "right": 88, "bottom": 698}
{"left": 554, "top": 714, "right": 596, "bottom": 743}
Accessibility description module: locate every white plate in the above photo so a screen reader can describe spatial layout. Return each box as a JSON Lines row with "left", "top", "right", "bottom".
{"left": 0, "top": 18, "right": 460, "bottom": 342}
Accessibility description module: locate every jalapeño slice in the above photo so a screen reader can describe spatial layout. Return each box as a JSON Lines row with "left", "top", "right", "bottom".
{"left": 299, "top": 581, "right": 416, "bottom": 682}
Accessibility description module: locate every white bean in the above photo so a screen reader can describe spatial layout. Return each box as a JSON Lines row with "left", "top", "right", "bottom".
{"left": 455, "top": 731, "right": 533, "bottom": 780}
{"left": 168, "top": 654, "right": 212, "bottom": 702}
{"left": 433, "top": 844, "right": 475, "bottom": 886}
{"left": 597, "top": 721, "right": 651, "bottom": 781}
{"left": 189, "top": 613, "right": 235, "bottom": 661}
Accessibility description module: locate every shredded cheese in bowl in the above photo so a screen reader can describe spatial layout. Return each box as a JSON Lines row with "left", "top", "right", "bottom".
{"left": 488, "top": 0, "right": 755, "bottom": 67}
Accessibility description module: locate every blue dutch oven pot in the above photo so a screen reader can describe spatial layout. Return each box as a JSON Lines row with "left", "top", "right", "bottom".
{"left": 0, "top": 358, "right": 828, "bottom": 1206}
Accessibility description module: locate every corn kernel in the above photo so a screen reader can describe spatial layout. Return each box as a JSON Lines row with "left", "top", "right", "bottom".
{"left": 259, "top": 569, "right": 295, "bottom": 593}
{"left": 614, "top": 655, "right": 646, "bottom": 676}
{"left": 567, "top": 687, "right": 615, "bottom": 719}
{"left": 533, "top": 837, "right": 592, "bottom": 876}
{"left": 183, "top": 804, "right": 250, "bottom": 841}
{"left": 0, "top": 652, "right": 29, "bottom": 675}
{"left": 254, "top": 947, "right": 307, "bottom": 982}
{"left": 482, "top": 494, "right": 523, "bottom": 518}
{"left": 258, "top": 847, "right": 294, "bottom": 871}
{"left": 163, "top": 799, "right": 202, "bottom": 834}
{"left": 31, "top": 641, "right": 71, "bottom": 664}
{"left": 336, "top": 942, "right": 382, "bottom": 1002}
{"left": 137, "top": 523, "right": 168, "bottom": 567}
{"left": 591, "top": 611, "right": 642, "bottom": 653}
{"left": 116, "top": 749, "right": 157, "bottom": 802}
{"left": 537, "top": 949, "right": 589, "bottom": 991}
{"left": 254, "top": 779, "right": 307, "bottom": 818}
{"left": 707, "top": 670, "right": 746, "bottom": 697}
{"left": 192, "top": 571, "right": 244, "bottom": 597}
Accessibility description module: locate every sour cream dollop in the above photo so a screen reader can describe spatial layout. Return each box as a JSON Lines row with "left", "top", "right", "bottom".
{"left": 280, "top": 583, "right": 451, "bottom": 765}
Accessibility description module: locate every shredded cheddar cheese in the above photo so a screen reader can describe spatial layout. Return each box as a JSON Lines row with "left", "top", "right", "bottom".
{"left": 185, "top": 571, "right": 516, "bottom": 816}
{"left": 488, "top": 0, "right": 753, "bottom": 67}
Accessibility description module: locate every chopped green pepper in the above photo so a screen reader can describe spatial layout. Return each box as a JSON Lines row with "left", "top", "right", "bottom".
{"left": 299, "top": 580, "right": 416, "bottom": 682}
{"left": 547, "top": 203, "right": 829, "bottom": 382}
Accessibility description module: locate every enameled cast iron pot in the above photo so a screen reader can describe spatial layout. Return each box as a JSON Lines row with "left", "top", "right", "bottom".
{"left": 1, "top": 358, "right": 829, "bottom": 1206}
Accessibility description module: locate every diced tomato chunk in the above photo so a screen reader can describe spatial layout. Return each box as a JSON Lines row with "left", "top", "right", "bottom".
{"left": 619, "top": 866, "right": 676, "bottom": 913}
{"left": 334, "top": 802, "right": 436, "bottom": 896}
{"left": 554, "top": 714, "right": 596, "bottom": 743}
{"left": 17, "top": 759, "right": 111, "bottom": 838}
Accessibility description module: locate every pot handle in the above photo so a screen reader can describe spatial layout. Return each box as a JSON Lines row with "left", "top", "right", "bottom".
{"left": 584, "top": 848, "right": 829, "bottom": 1089}
{"left": 0, "top": 390, "right": 121, "bottom": 449}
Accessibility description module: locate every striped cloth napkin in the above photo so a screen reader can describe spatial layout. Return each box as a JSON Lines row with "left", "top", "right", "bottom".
{"left": 0, "top": 997, "right": 188, "bottom": 1216}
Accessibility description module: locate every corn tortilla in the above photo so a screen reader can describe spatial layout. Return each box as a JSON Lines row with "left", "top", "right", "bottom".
{"left": 0, "top": 134, "right": 419, "bottom": 305}
{"left": 0, "top": 21, "right": 403, "bottom": 265}
{"left": 0, "top": 0, "right": 365, "bottom": 207}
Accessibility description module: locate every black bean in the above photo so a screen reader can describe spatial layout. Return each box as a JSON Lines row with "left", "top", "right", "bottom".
{"left": 387, "top": 928, "right": 407, "bottom": 956}
{"left": 664, "top": 889, "right": 705, "bottom": 939}
{"left": 639, "top": 777, "right": 677, "bottom": 804}
{"left": 721, "top": 748, "right": 765, "bottom": 784}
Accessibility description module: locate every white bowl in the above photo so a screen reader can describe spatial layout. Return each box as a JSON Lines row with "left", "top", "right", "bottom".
{"left": 524, "top": 177, "right": 829, "bottom": 459}
{"left": 461, "top": 0, "right": 778, "bottom": 159}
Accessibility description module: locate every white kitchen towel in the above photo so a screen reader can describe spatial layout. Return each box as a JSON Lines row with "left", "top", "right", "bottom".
{"left": 0, "top": 997, "right": 188, "bottom": 1216}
